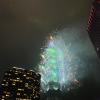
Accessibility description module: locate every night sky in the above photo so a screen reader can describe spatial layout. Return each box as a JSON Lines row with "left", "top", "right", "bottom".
{"left": 0, "top": 0, "right": 100, "bottom": 80}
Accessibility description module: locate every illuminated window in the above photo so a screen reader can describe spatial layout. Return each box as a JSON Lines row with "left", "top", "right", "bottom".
{"left": 0, "top": 67, "right": 40, "bottom": 100}
{"left": 17, "top": 93, "right": 20, "bottom": 95}
{"left": 18, "top": 88, "right": 24, "bottom": 91}
{"left": 2, "top": 96, "right": 5, "bottom": 98}
{"left": 5, "top": 84, "right": 8, "bottom": 86}
{"left": 23, "top": 74, "right": 26, "bottom": 77}
{"left": 27, "top": 72, "right": 30, "bottom": 75}
{"left": 24, "top": 94, "right": 26, "bottom": 96}
{"left": 12, "top": 82, "right": 16, "bottom": 86}
{"left": 17, "top": 78, "right": 20, "bottom": 80}
{"left": 20, "top": 80, "right": 23, "bottom": 82}
{"left": 10, "top": 79, "right": 12, "bottom": 81}
{"left": 9, "top": 73, "right": 11, "bottom": 76}
{"left": 25, "top": 83, "right": 28, "bottom": 87}
{"left": 1, "top": 84, "right": 4, "bottom": 86}
{"left": 26, "top": 77, "right": 29, "bottom": 79}
{"left": 7, "top": 92, "right": 10, "bottom": 94}
{"left": 6, "top": 94, "right": 10, "bottom": 97}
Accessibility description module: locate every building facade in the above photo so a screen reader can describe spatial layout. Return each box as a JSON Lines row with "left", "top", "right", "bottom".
{"left": 87, "top": 0, "right": 100, "bottom": 57}
{"left": 0, "top": 67, "right": 41, "bottom": 100}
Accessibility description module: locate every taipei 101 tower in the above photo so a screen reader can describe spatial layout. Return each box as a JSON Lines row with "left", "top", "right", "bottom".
{"left": 87, "top": 0, "right": 100, "bottom": 58}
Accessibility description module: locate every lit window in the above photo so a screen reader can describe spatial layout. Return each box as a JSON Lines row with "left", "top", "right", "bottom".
{"left": 10, "top": 79, "right": 12, "bottom": 81}
{"left": 17, "top": 78, "right": 20, "bottom": 80}
{"left": 17, "top": 93, "right": 20, "bottom": 95}
{"left": 20, "top": 80, "right": 23, "bottom": 82}
{"left": 24, "top": 94, "right": 26, "bottom": 96}
{"left": 5, "top": 84, "right": 8, "bottom": 86}
{"left": 26, "top": 77, "right": 29, "bottom": 79}
{"left": 2, "top": 96, "right": 5, "bottom": 98}
{"left": 23, "top": 74, "right": 26, "bottom": 77}
{"left": 1, "top": 84, "right": 4, "bottom": 86}
{"left": 12, "top": 82, "right": 16, "bottom": 86}
{"left": 6, "top": 94, "right": 9, "bottom": 97}
{"left": 25, "top": 83, "right": 28, "bottom": 87}
{"left": 18, "top": 88, "right": 24, "bottom": 91}
{"left": 27, "top": 72, "right": 30, "bottom": 75}
{"left": 15, "top": 70, "right": 18, "bottom": 73}
{"left": 7, "top": 92, "right": 10, "bottom": 94}
{"left": 9, "top": 73, "right": 11, "bottom": 76}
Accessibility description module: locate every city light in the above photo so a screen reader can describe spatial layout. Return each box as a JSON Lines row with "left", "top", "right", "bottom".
{"left": 39, "top": 33, "right": 81, "bottom": 91}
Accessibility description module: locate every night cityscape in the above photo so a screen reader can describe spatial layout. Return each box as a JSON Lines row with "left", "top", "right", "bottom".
{"left": 0, "top": 0, "right": 100, "bottom": 100}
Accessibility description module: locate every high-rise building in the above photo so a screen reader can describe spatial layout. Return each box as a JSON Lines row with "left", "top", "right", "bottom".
{"left": 0, "top": 67, "right": 41, "bottom": 100}
{"left": 87, "top": 0, "right": 100, "bottom": 57}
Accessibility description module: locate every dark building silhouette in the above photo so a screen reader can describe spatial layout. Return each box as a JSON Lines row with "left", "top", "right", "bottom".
{"left": 87, "top": 0, "right": 100, "bottom": 57}
{"left": 0, "top": 67, "right": 41, "bottom": 100}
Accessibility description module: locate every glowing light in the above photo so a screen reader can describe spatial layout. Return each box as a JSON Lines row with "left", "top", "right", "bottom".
{"left": 50, "top": 35, "right": 53, "bottom": 40}
{"left": 39, "top": 33, "right": 81, "bottom": 91}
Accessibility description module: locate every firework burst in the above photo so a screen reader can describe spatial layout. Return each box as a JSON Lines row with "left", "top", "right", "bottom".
{"left": 39, "top": 33, "right": 81, "bottom": 92}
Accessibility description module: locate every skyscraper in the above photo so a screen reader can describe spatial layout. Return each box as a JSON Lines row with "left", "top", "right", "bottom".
{"left": 0, "top": 67, "right": 41, "bottom": 100}
{"left": 87, "top": 0, "right": 100, "bottom": 57}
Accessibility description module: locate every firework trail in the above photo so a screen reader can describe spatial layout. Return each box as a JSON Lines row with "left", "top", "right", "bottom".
{"left": 38, "top": 31, "right": 84, "bottom": 92}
